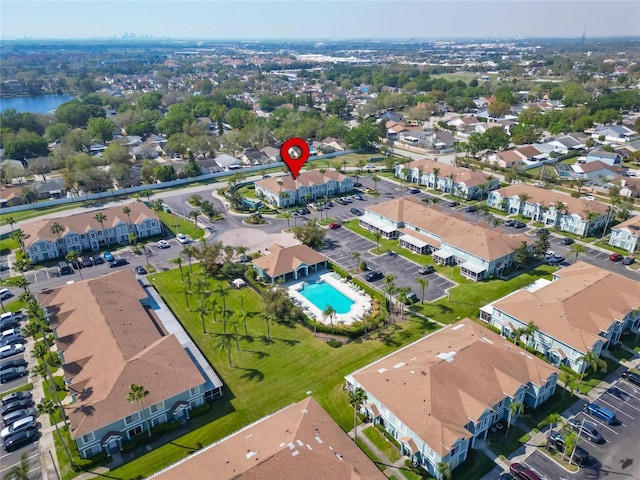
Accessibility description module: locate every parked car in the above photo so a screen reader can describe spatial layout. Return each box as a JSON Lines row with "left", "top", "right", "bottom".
{"left": 448, "top": 201, "right": 460, "bottom": 207}
{"left": 157, "top": 240, "right": 171, "bottom": 249}
{"left": 1, "top": 391, "right": 32, "bottom": 406}
{"left": 91, "top": 256, "right": 105, "bottom": 265}
{"left": 536, "top": 228, "right": 549, "bottom": 236}
{"left": 328, "top": 222, "right": 341, "bottom": 230}
{"left": 418, "top": 265, "right": 435, "bottom": 274}
{"left": 0, "top": 367, "right": 28, "bottom": 383}
{"left": 353, "top": 182, "right": 363, "bottom": 188}
{"left": 622, "top": 256, "right": 635, "bottom": 265}
{"left": 465, "top": 205, "right": 478, "bottom": 212}
{"left": 0, "top": 264, "right": 8, "bottom": 271}
{"left": 387, "top": 250, "right": 397, "bottom": 257}
{"left": 566, "top": 419, "right": 603, "bottom": 443}
{"left": 409, "top": 188, "right": 420, "bottom": 194}
{"left": 609, "top": 252, "right": 623, "bottom": 262}
{"left": 364, "top": 271, "right": 383, "bottom": 282}
{"left": 621, "top": 370, "right": 640, "bottom": 386}
{"left": 109, "top": 259, "right": 128, "bottom": 268}
{"left": 350, "top": 208, "right": 363, "bottom": 216}
{"left": 352, "top": 194, "right": 364, "bottom": 201}
{"left": 548, "top": 255, "right": 565, "bottom": 264}
{"left": 300, "top": 208, "right": 310, "bottom": 215}
{"left": 512, "top": 221, "right": 526, "bottom": 228}
{"left": 0, "top": 358, "right": 27, "bottom": 372}
{"left": 3, "top": 427, "right": 39, "bottom": 452}
{"left": 1, "top": 333, "right": 25, "bottom": 347}
{"left": 405, "top": 292, "right": 419, "bottom": 304}
{"left": 103, "top": 251, "right": 114, "bottom": 262}
{"left": 2, "top": 407, "right": 36, "bottom": 426}
{"left": 584, "top": 403, "right": 617, "bottom": 424}
{"left": 509, "top": 462, "right": 541, "bottom": 480}
{"left": 81, "top": 256, "right": 93, "bottom": 268}
{"left": 503, "top": 219, "right": 514, "bottom": 227}
{"left": 0, "top": 344, "right": 24, "bottom": 359}
{"left": 561, "top": 237, "right": 574, "bottom": 245}
{"left": 1, "top": 399, "right": 34, "bottom": 417}
{"left": 135, "top": 266, "right": 148, "bottom": 275}
{"left": 176, "top": 233, "right": 189, "bottom": 244}
{"left": 548, "top": 431, "right": 589, "bottom": 464}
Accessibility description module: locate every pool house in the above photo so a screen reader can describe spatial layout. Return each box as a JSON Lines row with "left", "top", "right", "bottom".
{"left": 251, "top": 244, "right": 329, "bottom": 284}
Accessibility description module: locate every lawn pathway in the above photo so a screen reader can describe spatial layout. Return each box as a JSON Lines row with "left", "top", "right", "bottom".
{"left": 349, "top": 426, "right": 411, "bottom": 480}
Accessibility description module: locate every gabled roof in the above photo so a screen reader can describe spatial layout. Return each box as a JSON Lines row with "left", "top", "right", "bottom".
{"left": 492, "top": 262, "right": 640, "bottom": 354}
{"left": 255, "top": 169, "right": 348, "bottom": 194}
{"left": 150, "top": 397, "right": 385, "bottom": 480}
{"left": 611, "top": 214, "right": 640, "bottom": 233}
{"left": 351, "top": 321, "right": 557, "bottom": 456}
{"left": 366, "top": 197, "right": 528, "bottom": 261}
{"left": 400, "top": 159, "right": 494, "bottom": 188}
{"left": 19, "top": 202, "right": 158, "bottom": 249}
{"left": 252, "top": 244, "right": 327, "bottom": 279}
{"left": 38, "top": 272, "right": 205, "bottom": 438}
{"left": 492, "top": 184, "right": 609, "bottom": 218}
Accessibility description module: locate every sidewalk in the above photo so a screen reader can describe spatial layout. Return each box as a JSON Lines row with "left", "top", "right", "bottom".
{"left": 348, "top": 425, "right": 412, "bottom": 480}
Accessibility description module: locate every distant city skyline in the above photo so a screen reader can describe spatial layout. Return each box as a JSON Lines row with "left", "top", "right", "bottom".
{"left": 1, "top": 1, "right": 639, "bottom": 41}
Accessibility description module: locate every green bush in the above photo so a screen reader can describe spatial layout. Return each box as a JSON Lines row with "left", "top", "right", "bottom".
{"left": 359, "top": 261, "right": 368, "bottom": 271}
{"left": 327, "top": 339, "right": 343, "bottom": 348}
{"left": 190, "top": 402, "right": 212, "bottom": 418}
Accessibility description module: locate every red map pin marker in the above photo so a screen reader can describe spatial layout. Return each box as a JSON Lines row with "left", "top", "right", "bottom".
{"left": 280, "top": 138, "right": 310, "bottom": 179}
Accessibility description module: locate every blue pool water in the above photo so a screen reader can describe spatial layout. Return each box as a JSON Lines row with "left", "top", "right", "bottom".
{"left": 299, "top": 281, "right": 354, "bottom": 314}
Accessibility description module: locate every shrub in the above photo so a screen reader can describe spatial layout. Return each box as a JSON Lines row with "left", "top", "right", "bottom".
{"left": 327, "top": 339, "right": 343, "bottom": 348}
{"left": 359, "top": 261, "right": 368, "bottom": 271}
{"left": 190, "top": 402, "right": 212, "bottom": 418}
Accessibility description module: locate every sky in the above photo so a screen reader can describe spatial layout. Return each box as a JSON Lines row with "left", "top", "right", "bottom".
{"left": 1, "top": 0, "right": 639, "bottom": 40}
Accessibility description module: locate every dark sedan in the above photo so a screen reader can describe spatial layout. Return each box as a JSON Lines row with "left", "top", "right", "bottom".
{"left": 364, "top": 271, "right": 383, "bottom": 282}
{"left": 621, "top": 370, "right": 640, "bottom": 386}
{"left": 3, "top": 427, "right": 39, "bottom": 452}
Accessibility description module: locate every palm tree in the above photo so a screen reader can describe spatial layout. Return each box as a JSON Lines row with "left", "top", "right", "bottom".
{"left": 522, "top": 321, "right": 538, "bottom": 349}
{"left": 66, "top": 251, "right": 82, "bottom": 280}
{"left": 169, "top": 257, "right": 185, "bottom": 281}
{"left": 93, "top": 212, "right": 108, "bottom": 246}
{"left": 431, "top": 167, "right": 440, "bottom": 188}
{"left": 195, "top": 303, "right": 209, "bottom": 333}
{"left": 568, "top": 243, "right": 585, "bottom": 263}
{"left": 373, "top": 231, "right": 382, "bottom": 252}
{"left": 182, "top": 245, "right": 196, "bottom": 273}
{"left": 352, "top": 251, "right": 361, "bottom": 272}
{"left": 37, "top": 398, "right": 75, "bottom": 468}
{"left": 348, "top": 387, "right": 367, "bottom": 443}
{"left": 216, "top": 285, "right": 229, "bottom": 330}
{"left": 578, "top": 350, "right": 607, "bottom": 384}
{"left": 239, "top": 309, "right": 248, "bottom": 337}
{"left": 188, "top": 209, "right": 201, "bottom": 226}
{"left": 322, "top": 305, "right": 336, "bottom": 328}
{"left": 122, "top": 206, "right": 132, "bottom": 234}
{"left": 416, "top": 277, "right": 429, "bottom": 304}
{"left": 436, "top": 461, "right": 452, "bottom": 480}
{"left": 230, "top": 320, "right": 240, "bottom": 350}
{"left": 125, "top": 384, "right": 151, "bottom": 437}
{"left": 507, "top": 401, "right": 524, "bottom": 433}
{"left": 50, "top": 222, "right": 66, "bottom": 254}
{"left": 282, "top": 211, "right": 292, "bottom": 231}
{"left": 180, "top": 286, "right": 191, "bottom": 309}
{"left": 6, "top": 216, "right": 17, "bottom": 232}
{"left": 371, "top": 175, "right": 380, "bottom": 192}
{"left": 538, "top": 413, "right": 564, "bottom": 449}
{"left": 264, "top": 314, "right": 275, "bottom": 339}
{"left": 11, "top": 229, "right": 26, "bottom": 254}
{"left": 517, "top": 193, "right": 531, "bottom": 216}
{"left": 216, "top": 333, "right": 233, "bottom": 367}
{"left": 396, "top": 286, "right": 411, "bottom": 320}
{"left": 560, "top": 371, "right": 579, "bottom": 398}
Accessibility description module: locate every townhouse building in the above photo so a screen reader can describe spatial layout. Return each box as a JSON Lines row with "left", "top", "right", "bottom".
{"left": 609, "top": 215, "right": 640, "bottom": 253}
{"left": 480, "top": 262, "right": 640, "bottom": 373}
{"left": 345, "top": 321, "right": 558, "bottom": 478}
{"left": 19, "top": 202, "right": 162, "bottom": 263}
{"left": 487, "top": 184, "right": 609, "bottom": 237}
{"left": 394, "top": 159, "right": 500, "bottom": 200}
{"left": 359, "top": 197, "right": 531, "bottom": 280}
{"left": 149, "top": 397, "right": 385, "bottom": 480}
{"left": 39, "top": 271, "right": 223, "bottom": 458}
{"left": 254, "top": 169, "right": 353, "bottom": 208}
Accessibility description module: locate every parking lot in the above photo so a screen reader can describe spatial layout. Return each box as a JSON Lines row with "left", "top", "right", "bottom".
{"left": 514, "top": 375, "right": 640, "bottom": 480}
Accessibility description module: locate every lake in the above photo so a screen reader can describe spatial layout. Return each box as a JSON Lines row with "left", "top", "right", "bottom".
{"left": 0, "top": 94, "right": 75, "bottom": 114}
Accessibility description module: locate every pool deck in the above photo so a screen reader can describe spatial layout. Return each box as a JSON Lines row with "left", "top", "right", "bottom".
{"left": 287, "top": 271, "right": 372, "bottom": 326}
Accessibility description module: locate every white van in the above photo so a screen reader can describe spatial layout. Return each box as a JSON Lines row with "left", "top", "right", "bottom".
{"left": 0, "top": 289, "right": 10, "bottom": 301}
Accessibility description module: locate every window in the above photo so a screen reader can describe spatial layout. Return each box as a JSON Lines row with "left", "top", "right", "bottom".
{"left": 127, "top": 425, "right": 143, "bottom": 438}
{"left": 81, "top": 432, "right": 94, "bottom": 444}
{"left": 124, "top": 412, "right": 140, "bottom": 425}
{"left": 151, "top": 415, "right": 165, "bottom": 427}
{"left": 190, "top": 386, "right": 200, "bottom": 396}
{"left": 149, "top": 401, "right": 164, "bottom": 414}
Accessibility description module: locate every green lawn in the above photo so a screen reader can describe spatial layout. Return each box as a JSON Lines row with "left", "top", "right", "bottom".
{"left": 487, "top": 425, "right": 527, "bottom": 457}
{"left": 0, "top": 237, "right": 19, "bottom": 255}
{"left": 362, "top": 425, "right": 402, "bottom": 462}
{"left": 155, "top": 210, "right": 204, "bottom": 239}
{"left": 109, "top": 266, "right": 440, "bottom": 479}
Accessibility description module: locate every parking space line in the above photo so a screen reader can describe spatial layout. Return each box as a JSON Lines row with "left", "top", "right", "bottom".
{"left": 598, "top": 398, "right": 636, "bottom": 419}
{"left": 603, "top": 390, "right": 640, "bottom": 413}
{"left": 580, "top": 415, "right": 619, "bottom": 435}
{"left": 0, "top": 452, "right": 41, "bottom": 473}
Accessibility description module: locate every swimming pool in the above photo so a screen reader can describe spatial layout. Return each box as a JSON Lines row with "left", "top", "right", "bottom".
{"left": 298, "top": 280, "right": 354, "bottom": 314}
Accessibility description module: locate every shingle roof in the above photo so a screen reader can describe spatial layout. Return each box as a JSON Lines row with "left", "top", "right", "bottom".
{"left": 493, "top": 184, "right": 609, "bottom": 217}
{"left": 19, "top": 202, "right": 157, "bottom": 249}
{"left": 366, "top": 197, "right": 529, "bottom": 261}
{"left": 492, "top": 262, "right": 640, "bottom": 354}
{"left": 351, "top": 321, "right": 558, "bottom": 456}
{"left": 402, "top": 159, "right": 494, "bottom": 187}
{"left": 150, "top": 397, "right": 385, "bottom": 480}
{"left": 38, "top": 271, "right": 205, "bottom": 438}
{"left": 252, "top": 244, "right": 328, "bottom": 279}
{"left": 255, "top": 169, "right": 347, "bottom": 194}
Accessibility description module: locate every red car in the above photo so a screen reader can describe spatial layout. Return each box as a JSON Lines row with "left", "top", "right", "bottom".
{"left": 329, "top": 223, "right": 341, "bottom": 230}
{"left": 609, "top": 252, "right": 623, "bottom": 262}
{"left": 510, "top": 463, "right": 542, "bottom": 480}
